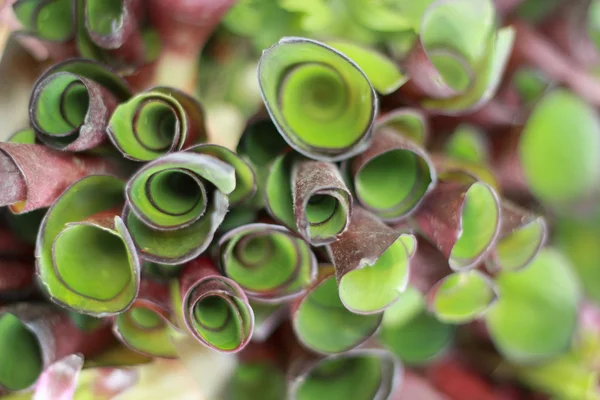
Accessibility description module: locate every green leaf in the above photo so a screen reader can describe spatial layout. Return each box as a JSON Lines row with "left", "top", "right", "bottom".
{"left": 519, "top": 89, "right": 600, "bottom": 209}
{"left": 345, "top": 0, "right": 434, "bottom": 33}
{"left": 376, "top": 109, "right": 428, "bottom": 145}
{"left": 13, "top": 0, "right": 74, "bottom": 41}
{"left": 293, "top": 267, "right": 382, "bottom": 354}
{"left": 431, "top": 270, "right": 498, "bottom": 323}
{"left": 485, "top": 248, "right": 581, "bottom": 363}
{"left": 36, "top": 175, "right": 141, "bottom": 316}
{"left": 218, "top": 223, "right": 317, "bottom": 302}
{"left": 108, "top": 87, "right": 208, "bottom": 161}
{"left": 326, "top": 41, "right": 407, "bottom": 95}
{"left": 444, "top": 124, "right": 488, "bottom": 164}
{"left": 291, "top": 349, "right": 399, "bottom": 400}
{"left": 258, "top": 37, "right": 377, "bottom": 161}
{"left": 225, "top": 361, "right": 287, "bottom": 400}
{"left": 0, "top": 313, "right": 42, "bottom": 391}
{"left": 125, "top": 151, "right": 236, "bottom": 264}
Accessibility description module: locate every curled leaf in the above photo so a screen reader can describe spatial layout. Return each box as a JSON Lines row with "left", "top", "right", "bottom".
{"left": 0, "top": 142, "right": 117, "bottom": 213}
{"left": 218, "top": 223, "right": 317, "bottom": 303}
{"left": 36, "top": 175, "right": 141, "bottom": 316}
{"left": 292, "top": 266, "right": 382, "bottom": 354}
{"left": 108, "top": 87, "right": 208, "bottom": 162}
{"left": 414, "top": 179, "right": 501, "bottom": 270}
{"left": 113, "top": 278, "right": 178, "bottom": 358}
{"left": 0, "top": 303, "right": 112, "bottom": 393}
{"left": 258, "top": 37, "right": 377, "bottom": 161}
{"left": 404, "top": 0, "right": 514, "bottom": 114}
{"left": 13, "top": 0, "right": 74, "bottom": 43}
{"left": 347, "top": 125, "right": 436, "bottom": 222}
{"left": 33, "top": 354, "right": 83, "bottom": 400}
{"left": 266, "top": 153, "right": 352, "bottom": 245}
{"left": 124, "top": 147, "right": 240, "bottom": 264}
{"left": 376, "top": 108, "right": 428, "bottom": 146}
{"left": 487, "top": 201, "right": 547, "bottom": 272}
{"left": 327, "top": 208, "right": 415, "bottom": 314}
{"left": 289, "top": 347, "right": 401, "bottom": 400}
{"left": 177, "top": 257, "right": 254, "bottom": 353}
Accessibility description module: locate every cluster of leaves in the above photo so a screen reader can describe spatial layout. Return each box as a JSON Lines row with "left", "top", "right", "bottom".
{"left": 1, "top": 0, "right": 600, "bottom": 399}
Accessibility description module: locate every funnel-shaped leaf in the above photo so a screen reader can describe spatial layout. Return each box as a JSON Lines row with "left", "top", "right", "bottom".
{"left": 292, "top": 266, "right": 382, "bottom": 354}
{"left": 225, "top": 359, "right": 287, "bottom": 400}
{"left": 75, "top": 0, "right": 161, "bottom": 73}
{"left": 429, "top": 270, "right": 498, "bottom": 323}
{"left": 327, "top": 208, "right": 415, "bottom": 314}
{"left": 266, "top": 153, "right": 352, "bottom": 245}
{"left": 326, "top": 41, "right": 407, "bottom": 95}
{"left": 348, "top": 127, "right": 436, "bottom": 222}
{"left": 124, "top": 147, "right": 241, "bottom": 264}
{"left": 414, "top": 179, "right": 500, "bottom": 270}
{"left": 379, "top": 288, "right": 454, "bottom": 365}
{"left": 376, "top": 109, "right": 428, "bottom": 146}
{"left": 404, "top": 0, "right": 514, "bottom": 114}
{"left": 36, "top": 175, "right": 141, "bottom": 316}
{"left": 487, "top": 201, "right": 547, "bottom": 272}
{"left": 519, "top": 89, "right": 600, "bottom": 209}
{"left": 258, "top": 37, "right": 377, "bottom": 161}
{"left": 13, "top": 0, "right": 74, "bottom": 42}
{"left": 485, "top": 248, "right": 581, "bottom": 363}
{"left": 218, "top": 223, "right": 317, "bottom": 303}
{"left": 176, "top": 258, "right": 254, "bottom": 353}
{"left": 108, "top": 87, "right": 208, "bottom": 161}
{"left": 0, "top": 303, "right": 112, "bottom": 394}
{"left": 289, "top": 348, "right": 400, "bottom": 400}
{"left": 29, "top": 71, "right": 118, "bottom": 151}
{"left": 113, "top": 278, "right": 178, "bottom": 358}
{"left": 0, "top": 142, "right": 117, "bottom": 213}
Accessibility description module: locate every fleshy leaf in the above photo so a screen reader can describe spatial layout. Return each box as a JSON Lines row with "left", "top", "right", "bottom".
{"left": 348, "top": 126, "right": 436, "bottom": 222}
{"left": 327, "top": 208, "right": 415, "bottom": 314}
{"left": 218, "top": 223, "right": 317, "bottom": 303}
{"left": 487, "top": 201, "right": 547, "bottom": 272}
{"left": 519, "top": 89, "right": 600, "bottom": 209}
{"left": 124, "top": 149, "right": 237, "bottom": 264}
{"left": 266, "top": 153, "right": 352, "bottom": 245}
{"left": 376, "top": 109, "right": 428, "bottom": 146}
{"left": 485, "top": 248, "right": 581, "bottom": 363}
{"left": 258, "top": 37, "right": 377, "bottom": 161}
{"left": 33, "top": 354, "right": 83, "bottom": 400}
{"left": 289, "top": 348, "right": 400, "bottom": 400}
{"left": 429, "top": 270, "right": 498, "bottom": 323}
{"left": 0, "top": 142, "right": 117, "bottom": 213}
{"left": 326, "top": 40, "right": 407, "bottom": 95}
{"left": 444, "top": 124, "right": 489, "bottom": 164}
{"left": 177, "top": 258, "right": 254, "bottom": 353}
{"left": 414, "top": 179, "right": 501, "bottom": 270}
{"left": 292, "top": 266, "right": 382, "bottom": 354}
{"left": 108, "top": 87, "right": 208, "bottom": 161}
{"left": 13, "top": 0, "right": 74, "bottom": 42}
{"left": 225, "top": 359, "right": 287, "bottom": 400}
{"left": 36, "top": 175, "right": 141, "bottom": 316}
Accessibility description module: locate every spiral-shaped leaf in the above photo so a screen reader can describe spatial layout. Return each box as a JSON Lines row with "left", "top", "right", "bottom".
{"left": 108, "top": 87, "right": 208, "bottom": 161}
{"left": 487, "top": 201, "right": 547, "bottom": 272}
{"left": 414, "top": 179, "right": 501, "bottom": 270}
{"left": 347, "top": 125, "right": 436, "bottom": 222}
{"left": 218, "top": 223, "right": 317, "bottom": 303}
{"left": 379, "top": 288, "right": 454, "bottom": 365}
{"left": 258, "top": 37, "right": 377, "bottom": 161}
{"left": 327, "top": 208, "right": 415, "bottom": 314}
{"left": 177, "top": 258, "right": 254, "bottom": 353}
{"left": 0, "top": 142, "right": 117, "bottom": 213}
{"left": 113, "top": 279, "right": 178, "bottom": 358}
{"left": 0, "top": 303, "right": 112, "bottom": 393}
{"left": 36, "top": 175, "right": 141, "bottom": 316}
{"left": 13, "top": 0, "right": 74, "bottom": 42}
{"left": 289, "top": 348, "right": 400, "bottom": 400}
{"left": 485, "top": 248, "right": 581, "bottom": 363}
{"left": 429, "top": 270, "right": 498, "bottom": 323}
{"left": 404, "top": 0, "right": 515, "bottom": 114}
{"left": 292, "top": 266, "right": 382, "bottom": 354}
{"left": 75, "top": 0, "right": 161, "bottom": 73}
{"left": 266, "top": 153, "right": 352, "bottom": 245}
{"left": 124, "top": 147, "right": 246, "bottom": 264}
{"left": 519, "top": 89, "right": 600, "bottom": 210}
{"left": 29, "top": 59, "right": 131, "bottom": 151}
{"left": 326, "top": 41, "right": 407, "bottom": 95}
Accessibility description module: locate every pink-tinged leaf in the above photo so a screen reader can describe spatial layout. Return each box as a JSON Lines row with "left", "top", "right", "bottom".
{"left": 0, "top": 143, "right": 117, "bottom": 213}
{"left": 33, "top": 354, "right": 83, "bottom": 400}
{"left": 92, "top": 368, "right": 138, "bottom": 398}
